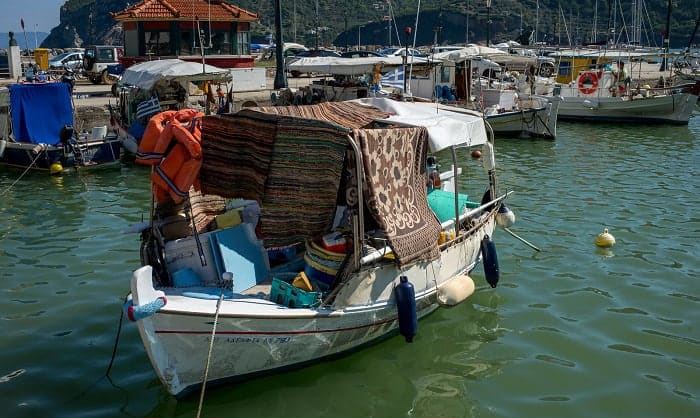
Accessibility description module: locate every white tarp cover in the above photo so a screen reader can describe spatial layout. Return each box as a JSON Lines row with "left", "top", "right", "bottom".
{"left": 353, "top": 98, "right": 488, "bottom": 151}
{"left": 287, "top": 56, "right": 430, "bottom": 75}
{"left": 430, "top": 44, "right": 508, "bottom": 61}
{"left": 547, "top": 48, "right": 667, "bottom": 59}
{"left": 120, "top": 59, "right": 231, "bottom": 90}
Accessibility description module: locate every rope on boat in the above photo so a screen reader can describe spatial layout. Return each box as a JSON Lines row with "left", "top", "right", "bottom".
{"left": 196, "top": 273, "right": 231, "bottom": 418}
{"left": 61, "top": 293, "right": 130, "bottom": 406}
{"left": 0, "top": 149, "right": 46, "bottom": 196}
{"left": 105, "top": 293, "right": 129, "bottom": 377}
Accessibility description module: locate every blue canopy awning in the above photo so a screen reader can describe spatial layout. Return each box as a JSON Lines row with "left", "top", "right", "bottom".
{"left": 9, "top": 82, "right": 73, "bottom": 145}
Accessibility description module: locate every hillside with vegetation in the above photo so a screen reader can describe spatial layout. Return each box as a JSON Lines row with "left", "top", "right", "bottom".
{"left": 40, "top": 0, "right": 698, "bottom": 50}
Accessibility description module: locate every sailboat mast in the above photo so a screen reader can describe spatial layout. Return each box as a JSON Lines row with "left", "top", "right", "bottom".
{"left": 660, "top": 0, "right": 671, "bottom": 71}
{"left": 593, "top": 0, "right": 598, "bottom": 43}
{"left": 687, "top": 14, "right": 700, "bottom": 53}
{"left": 535, "top": 0, "right": 539, "bottom": 45}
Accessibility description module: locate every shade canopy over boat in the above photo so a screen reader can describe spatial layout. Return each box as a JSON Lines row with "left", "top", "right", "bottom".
{"left": 246, "top": 98, "right": 488, "bottom": 151}
{"left": 120, "top": 59, "right": 231, "bottom": 90}
{"left": 430, "top": 45, "right": 507, "bottom": 61}
{"left": 353, "top": 98, "right": 489, "bottom": 151}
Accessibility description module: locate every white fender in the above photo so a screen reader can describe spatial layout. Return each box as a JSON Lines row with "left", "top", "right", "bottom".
{"left": 437, "top": 275, "right": 475, "bottom": 306}
{"left": 0, "top": 139, "right": 6, "bottom": 158}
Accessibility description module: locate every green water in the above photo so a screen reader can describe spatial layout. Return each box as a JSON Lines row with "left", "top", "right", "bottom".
{"left": 1, "top": 114, "right": 698, "bottom": 417}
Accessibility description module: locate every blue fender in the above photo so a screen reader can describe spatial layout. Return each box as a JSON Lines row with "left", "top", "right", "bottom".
{"left": 395, "top": 276, "right": 417, "bottom": 342}
{"left": 480, "top": 235, "right": 500, "bottom": 288}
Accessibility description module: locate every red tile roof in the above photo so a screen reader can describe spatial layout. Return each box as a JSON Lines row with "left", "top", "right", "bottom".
{"left": 111, "top": 0, "right": 257, "bottom": 22}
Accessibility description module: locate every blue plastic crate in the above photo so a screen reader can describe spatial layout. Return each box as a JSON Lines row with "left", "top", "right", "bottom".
{"left": 270, "top": 277, "right": 321, "bottom": 308}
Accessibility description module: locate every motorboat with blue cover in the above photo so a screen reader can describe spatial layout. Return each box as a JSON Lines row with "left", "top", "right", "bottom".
{"left": 0, "top": 82, "right": 121, "bottom": 172}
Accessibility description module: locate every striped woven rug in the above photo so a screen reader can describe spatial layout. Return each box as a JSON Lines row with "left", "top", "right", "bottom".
{"left": 200, "top": 109, "right": 355, "bottom": 247}
{"left": 248, "top": 101, "right": 389, "bottom": 129}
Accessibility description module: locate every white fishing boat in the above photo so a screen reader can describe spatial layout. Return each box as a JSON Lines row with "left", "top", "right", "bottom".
{"left": 125, "top": 97, "right": 514, "bottom": 398}
{"left": 110, "top": 59, "right": 232, "bottom": 154}
{"left": 286, "top": 52, "right": 559, "bottom": 139}
{"left": 553, "top": 69, "right": 698, "bottom": 125}
{"left": 381, "top": 49, "right": 559, "bottom": 139}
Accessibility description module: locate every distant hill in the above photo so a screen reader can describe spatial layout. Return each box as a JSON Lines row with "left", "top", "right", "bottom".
{"left": 37, "top": 0, "right": 700, "bottom": 50}
{"left": 0, "top": 32, "right": 49, "bottom": 50}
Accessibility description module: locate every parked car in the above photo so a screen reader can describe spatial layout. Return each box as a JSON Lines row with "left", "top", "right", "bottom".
{"left": 429, "top": 45, "right": 464, "bottom": 55}
{"left": 340, "top": 50, "right": 387, "bottom": 58}
{"left": 379, "top": 47, "right": 427, "bottom": 58}
{"left": 286, "top": 49, "right": 341, "bottom": 77}
{"left": 48, "top": 51, "right": 84, "bottom": 71}
{"left": 82, "top": 45, "right": 123, "bottom": 84}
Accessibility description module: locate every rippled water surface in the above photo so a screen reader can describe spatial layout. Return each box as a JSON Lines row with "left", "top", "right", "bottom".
{"left": 1, "top": 113, "right": 698, "bottom": 417}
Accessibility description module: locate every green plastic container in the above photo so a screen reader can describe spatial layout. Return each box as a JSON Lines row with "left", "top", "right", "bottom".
{"left": 270, "top": 277, "right": 321, "bottom": 308}
{"left": 427, "top": 189, "right": 478, "bottom": 223}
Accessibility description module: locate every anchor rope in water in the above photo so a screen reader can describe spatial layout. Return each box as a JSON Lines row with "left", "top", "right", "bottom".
{"left": 62, "top": 293, "right": 129, "bottom": 406}
{"left": 104, "top": 294, "right": 129, "bottom": 377}
{"left": 0, "top": 149, "right": 45, "bottom": 196}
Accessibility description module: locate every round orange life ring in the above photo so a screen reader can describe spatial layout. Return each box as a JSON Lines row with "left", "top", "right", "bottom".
{"left": 578, "top": 71, "right": 599, "bottom": 95}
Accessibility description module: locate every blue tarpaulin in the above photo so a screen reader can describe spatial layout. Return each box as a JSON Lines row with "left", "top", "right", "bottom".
{"left": 9, "top": 83, "right": 73, "bottom": 145}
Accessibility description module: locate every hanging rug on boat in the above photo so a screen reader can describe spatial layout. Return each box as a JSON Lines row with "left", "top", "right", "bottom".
{"left": 350, "top": 127, "right": 441, "bottom": 266}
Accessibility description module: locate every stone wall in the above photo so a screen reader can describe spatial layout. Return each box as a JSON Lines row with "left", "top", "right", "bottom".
{"left": 74, "top": 105, "right": 111, "bottom": 132}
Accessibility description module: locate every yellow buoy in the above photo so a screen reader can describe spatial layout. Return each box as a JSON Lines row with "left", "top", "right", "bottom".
{"left": 595, "top": 228, "right": 616, "bottom": 248}
{"left": 49, "top": 162, "right": 63, "bottom": 175}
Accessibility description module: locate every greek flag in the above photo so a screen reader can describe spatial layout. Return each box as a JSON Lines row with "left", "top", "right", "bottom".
{"left": 136, "top": 96, "right": 161, "bottom": 121}
{"left": 381, "top": 67, "right": 405, "bottom": 91}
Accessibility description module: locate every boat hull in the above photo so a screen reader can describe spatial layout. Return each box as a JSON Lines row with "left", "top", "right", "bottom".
{"left": 112, "top": 122, "right": 139, "bottom": 155}
{"left": 0, "top": 137, "right": 121, "bottom": 170}
{"left": 557, "top": 93, "right": 697, "bottom": 125}
{"left": 486, "top": 102, "right": 559, "bottom": 139}
{"left": 130, "top": 212, "right": 496, "bottom": 397}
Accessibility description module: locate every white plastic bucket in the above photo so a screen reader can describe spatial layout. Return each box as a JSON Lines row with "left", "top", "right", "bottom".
{"left": 91, "top": 126, "right": 107, "bottom": 139}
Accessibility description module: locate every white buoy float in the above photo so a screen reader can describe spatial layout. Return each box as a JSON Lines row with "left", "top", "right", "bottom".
{"left": 496, "top": 204, "right": 516, "bottom": 228}
{"left": 437, "top": 275, "right": 475, "bottom": 306}
{"left": 595, "top": 228, "right": 616, "bottom": 248}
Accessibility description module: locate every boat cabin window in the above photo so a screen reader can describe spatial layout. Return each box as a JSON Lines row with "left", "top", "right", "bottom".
{"left": 439, "top": 66, "right": 450, "bottom": 83}
{"left": 558, "top": 61, "right": 571, "bottom": 77}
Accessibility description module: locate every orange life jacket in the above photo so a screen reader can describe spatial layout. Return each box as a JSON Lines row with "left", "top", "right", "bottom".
{"left": 135, "top": 110, "right": 176, "bottom": 165}
{"left": 136, "top": 109, "right": 203, "bottom": 166}
{"left": 150, "top": 114, "right": 204, "bottom": 204}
